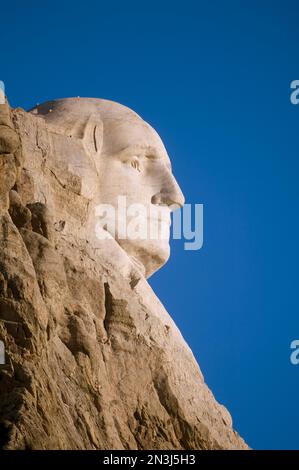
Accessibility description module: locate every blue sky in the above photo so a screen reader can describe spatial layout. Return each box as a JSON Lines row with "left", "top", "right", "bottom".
{"left": 2, "top": 0, "right": 299, "bottom": 449}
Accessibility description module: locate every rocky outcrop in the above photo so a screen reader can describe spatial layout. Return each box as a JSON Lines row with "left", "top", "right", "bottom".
{"left": 0, "top": 99, "right": 248, "bottom": 450}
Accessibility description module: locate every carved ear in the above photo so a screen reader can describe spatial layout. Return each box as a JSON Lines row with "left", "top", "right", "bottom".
{"left": 70, "top": 113, "right": 103, "bottom": 157}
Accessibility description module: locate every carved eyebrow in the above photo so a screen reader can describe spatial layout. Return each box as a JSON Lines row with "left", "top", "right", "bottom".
{"left": 118, "top": 144, "right": 172, "bottom": 171}
{"left": 120, "top": 144, "right": 159, "bottom": 158}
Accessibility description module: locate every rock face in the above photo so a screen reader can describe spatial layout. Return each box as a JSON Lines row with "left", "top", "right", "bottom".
{"left": 0, "top": 98, "right": 248, "bottom": 450}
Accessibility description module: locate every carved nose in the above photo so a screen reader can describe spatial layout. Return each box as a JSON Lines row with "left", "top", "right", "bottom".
{"left": 151, "top": 175, "right": 185, "bottom": 210}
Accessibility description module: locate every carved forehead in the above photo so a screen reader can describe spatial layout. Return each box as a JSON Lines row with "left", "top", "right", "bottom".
{"left": 31, "top": 97, "right": 170, "bottom": 162}
{"left": 101, "top": 118, "right": 169, "bottom": 158}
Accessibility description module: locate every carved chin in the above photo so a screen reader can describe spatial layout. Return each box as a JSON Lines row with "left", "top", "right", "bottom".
{"left": 117, "top": 239, "right": 170, "bottom": 278}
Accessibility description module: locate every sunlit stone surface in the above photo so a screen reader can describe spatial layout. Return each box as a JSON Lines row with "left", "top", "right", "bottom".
{"left": 0, "top": 97, "right": 248, "bottom": 449}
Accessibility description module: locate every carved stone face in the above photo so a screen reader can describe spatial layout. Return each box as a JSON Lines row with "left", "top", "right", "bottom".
{"left": 31, "top": 98, "right": 184, "bottom": 277}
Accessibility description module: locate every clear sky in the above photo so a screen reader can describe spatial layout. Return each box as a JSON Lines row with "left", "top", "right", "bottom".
{"left": 1, "top": 0, "right": 298, "bottom": 450}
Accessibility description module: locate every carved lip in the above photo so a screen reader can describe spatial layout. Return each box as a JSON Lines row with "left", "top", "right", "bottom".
{"left": 148, "top": 216, "right": 171, "bottom": 227}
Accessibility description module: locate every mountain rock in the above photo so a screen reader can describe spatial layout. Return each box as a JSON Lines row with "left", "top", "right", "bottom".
{"left": 0, "top": 98, "right": 248, "bottom": 450}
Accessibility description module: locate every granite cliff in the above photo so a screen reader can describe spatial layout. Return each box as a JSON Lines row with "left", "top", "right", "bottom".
{"left": 0, "top": 97, "right": 248, "bottom": 450}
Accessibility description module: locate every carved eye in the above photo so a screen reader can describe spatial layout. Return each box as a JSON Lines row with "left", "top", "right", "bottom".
{"left": 130, "top": 156, "right": 141, "bottom": 172}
